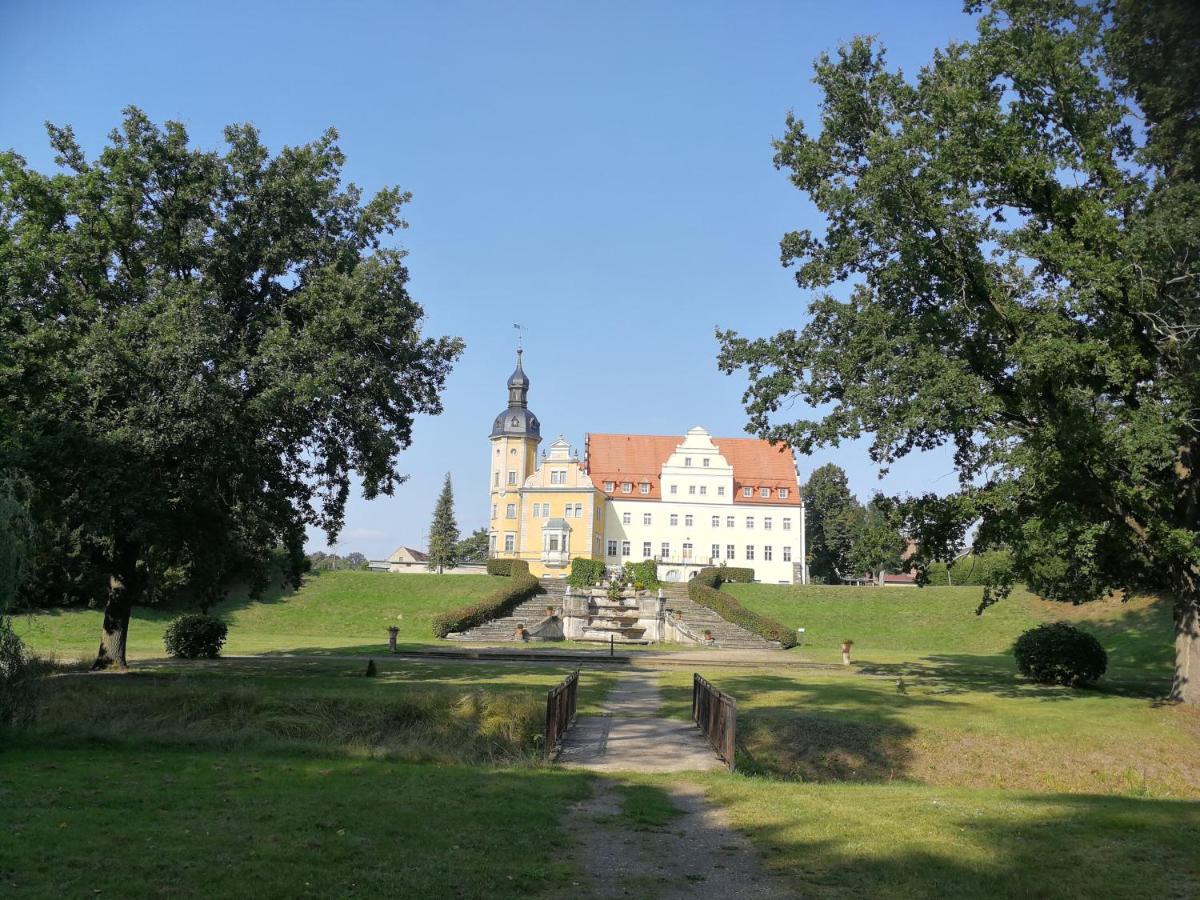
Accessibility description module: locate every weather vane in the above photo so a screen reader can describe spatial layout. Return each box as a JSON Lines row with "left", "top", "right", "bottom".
{"left": 513, "top": 323, "right": 525, "bottom": 350}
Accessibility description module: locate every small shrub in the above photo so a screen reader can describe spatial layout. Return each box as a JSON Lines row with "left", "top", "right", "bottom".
{"left": 433, "top": 573, "right": 542, "bottom": 638}
{"left": 365, "top": 659, "right": 377, "bottom": 677}
{"left": 622, "top": 559, "right": 660, "bottom": 590}
{"left": 486, "top": 558, "right": 530, "bottom": 577}
{"left": 1013, "top": 622, "right": 1107, "bottom": 686}
{"left": 568, "top": 558, "right": 606, "bottom": 588}
{"left": 0, "top": 618, "right": 37, "bottom": 727}
{"left": 163, "top": 613, "right": 229, "bottom": 659}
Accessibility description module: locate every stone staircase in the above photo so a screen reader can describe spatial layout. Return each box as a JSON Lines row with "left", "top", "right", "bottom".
{"left": 444, "top": 587, "right": 559, "bottom": 642}
{"left": 658, "top": 583, "right": 782, "bottom": 650}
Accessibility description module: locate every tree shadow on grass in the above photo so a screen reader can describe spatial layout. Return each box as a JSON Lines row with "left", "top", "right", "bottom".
{"left": 722, "top": 786, "right": 1200, "bottom": 899}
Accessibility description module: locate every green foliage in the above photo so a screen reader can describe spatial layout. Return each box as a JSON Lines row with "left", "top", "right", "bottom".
{"left": 426, "top": 474, "right": 460, "bottom": 573}
{"left": 715, "top": 0, "right": 1200, "bottom": 695}
{"left": 432, "top": 573, "right": 541, "bottom": 638}
{"left": 925, "top": 550, "right": 1015, "bottom": 587}
{"left": 691, "top": 568, "right": 795, "bottom": 647}
{"left": 1013, "top": 623, "right": 1108, "bottom": 687}
{"left": 455, "top": 528, "right": 490, "bottom": 564}
{"left": 847, "top": 496, "right": 907, "bottom": 582}
{"left": 567, "top": 558, "right": 605, "bottom": 588}
{"left": 803, "top": 464, "right": 859, "bottom": 581}
{"left": 0, "top": 618, "right": 37, "bottom": 727}
{"left": 622, "top": 559, "right": 660, "bottom": 590}
{"left": 365, "top": 659, "right": 377, "bottom": 677}
{"left": 715, "top": 565, "right": 755, "bottom": 583}
{"left": 0, "top": 473, "right": 33, "bottom": 612}
{"left": 163, "top": 613, "right": 229, "bottom": 659}
{"left": 486, "top": 559, "right": 530, "bottom": 577}
{"left": 0, "top": 108, "right": 463, "bottom": 662}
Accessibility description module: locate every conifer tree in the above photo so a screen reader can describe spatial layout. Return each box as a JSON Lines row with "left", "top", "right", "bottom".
{"left": 427, "top": 474, "right": 460, "bottom": 574}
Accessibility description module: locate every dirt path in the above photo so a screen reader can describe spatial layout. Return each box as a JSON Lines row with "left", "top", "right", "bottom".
{"left": 561, "top": 778, "right": 794, "bottom": 899}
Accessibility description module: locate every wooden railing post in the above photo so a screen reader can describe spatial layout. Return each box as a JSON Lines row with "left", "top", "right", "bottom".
{"left": 691, "top": 672, "right": 737, "bottom": 771}
{"left": 545, "top": 668, "right": 580, "bottom": 759}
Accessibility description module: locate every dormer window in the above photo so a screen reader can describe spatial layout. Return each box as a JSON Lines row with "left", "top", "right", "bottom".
{"left": 760, "top": 487, "right": 771, "bottom": 498}
{"left": 621, "top": 482, "right": 632, "bottom": 493}
{"left": 779, "top": 488, "right": 790, "bottom": 499}
{"left": 603, "top": 481, "right": 615, "bottom": 492}
{"left": 742, "top": 486, "right": 752, "bottom": 498}
{"left": 685, "top": 457, "right": 692, "bottom": 467}
{"left": 639, "top": 482, "right": 650, "bottom": 494}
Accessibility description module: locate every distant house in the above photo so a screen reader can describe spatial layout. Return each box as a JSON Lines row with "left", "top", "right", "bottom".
{"left": 369, "top": 546, "right": 430, "bottom": 573}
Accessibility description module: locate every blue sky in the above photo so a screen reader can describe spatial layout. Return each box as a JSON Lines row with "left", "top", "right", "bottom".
{"left": 2, "top": 0, "right": 977, "bottom": 559}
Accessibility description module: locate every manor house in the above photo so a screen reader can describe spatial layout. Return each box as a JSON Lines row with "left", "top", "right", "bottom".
{"left": 488, "top": 351, "right": 808, "bottom": 583}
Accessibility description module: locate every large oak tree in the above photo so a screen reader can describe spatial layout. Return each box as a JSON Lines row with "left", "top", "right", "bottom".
{"left": 718, "top": 0, "right": 1200, "bottom": 702}
{"left": 0, "top": 109, "right": 463, "bottom": 667}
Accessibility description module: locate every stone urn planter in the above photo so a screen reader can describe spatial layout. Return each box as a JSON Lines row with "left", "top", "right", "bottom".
{"left": 703, "top": 629, "right": 713, "bottom": 644}
{"left": 841, "top": 640, "right": 854, "bottom": 665}
{"left": 516, "top": 625, "right": 528, "bottom": 641}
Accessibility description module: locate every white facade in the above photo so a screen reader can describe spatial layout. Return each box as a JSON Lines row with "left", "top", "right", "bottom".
{"left": 598, "top": 428, "right": 804, "bottom": 583}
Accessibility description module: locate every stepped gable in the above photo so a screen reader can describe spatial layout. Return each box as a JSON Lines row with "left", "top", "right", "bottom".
{"left": 584, "top": 433, "right": 800, "bottom": 505}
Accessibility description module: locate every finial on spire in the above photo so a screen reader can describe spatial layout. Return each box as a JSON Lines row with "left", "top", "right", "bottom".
{"left": 513, "top": 323, "right": 525, "bottom": 351}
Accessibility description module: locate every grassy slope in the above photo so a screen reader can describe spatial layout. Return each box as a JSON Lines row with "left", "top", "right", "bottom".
{"left": 12, "top": 571, "right": 499, "bottom": 659}
{"left": 726, "top": 583, "right": 1175, "bottom": 678}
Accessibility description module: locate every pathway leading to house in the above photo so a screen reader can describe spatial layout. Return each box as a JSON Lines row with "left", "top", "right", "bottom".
{"left": 557, "top": 670, "right": 725, "bottom": 773}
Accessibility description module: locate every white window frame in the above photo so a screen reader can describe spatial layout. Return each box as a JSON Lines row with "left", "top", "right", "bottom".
{"left": 640, "top": 482, "right": 650, "bottom": 494}
{"left": 670, "top": 484, "right": 677, "bottom": 495}
{"left": 764, "top": 517, "right": 773, "bottom": 530}
{"left": 604, "top": 481, "right": 615, "bottom": 492}
{"left": 711, "top": 516, "right": 720, "bottom": 528}
{"left": 684, "top": 514, "right": 693, "bottom": 527}
{"left": 742, "top": 486, "right": 752, "bottom": 497}
{"left": 780, "top": 488, "right": 790, "bottom": 499}
{"left": 669, "top": 514, "right": 678, "bottom": 526}
{"left": 699, "top": 486, "right": 707, "bottom": 495}
{"left": 622, "top": 512, "right": 631, "bottom": 525}
{"left": 760, "top": 487, "right": 771, "bottom": 498}
{"left": 783, "top": 518, "right": 792, "bottom": 531}
{"left": 688, "top": 485, "right": 696, "bottom": 495}
{"left": 504, "top": 533, "right": 515, "bottom": 552}
{"left": 726, "top": 516, "right": 735, "bottom": 528}
{"left": 783, "top": 546, "right": 792, "bottom": 562}
{"left": 508, "top": 471, "right": 517, "bottom": 485}
{"left": 621, "top": 540, "right": 631, "bottom": 557}
{"left": 746, "top": 545, "right": 755, "bottom": 560}
{"left": 643, "top": 541, "right": 652, "bottom": 558}
{"left": 643, "top": 513, "right": 652, "bottom": 525}
{"left": 702, "top": 458, "right": 710, "bottom": 468}
{"left": 506, "top": 503, "right": 516, "bottom": 519}
{"left": 764, "top": 545, "right": 773, "bottom": 561}
{"left": 607, "top": 540, "right": 618, "bottom": 557}
{"left": 661, "top": 541, "right": 670, "bottom": 558}
{"left": 746, "top": 517, "right": 754, "bottom": 529}
{"left": 718, "top": 486, "right": 725, "bottom": 496}
{"left": 726, "top": 544, "right": 735, "bottom": 560}
{"left": 711, "top": 543, "right": 720, "bottom": 560}
{"left": 685, "top": 457, "right": 692, "bottom": 467}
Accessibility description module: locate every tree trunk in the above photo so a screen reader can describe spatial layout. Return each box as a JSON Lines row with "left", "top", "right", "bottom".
{"left": 1172, "top": 597, "right": 1200, "bottom": 706}
{"left": 92, "top": 544, "right": 141, "bottom": 671}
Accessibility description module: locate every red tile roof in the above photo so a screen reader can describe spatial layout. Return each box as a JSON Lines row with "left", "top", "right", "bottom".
{"left": 584, "top": 433, "right": 800, "bottom": 505}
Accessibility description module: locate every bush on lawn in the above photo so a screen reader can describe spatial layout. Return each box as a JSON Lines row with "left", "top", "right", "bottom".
{"left": 567, "top": 558, "right": 606, "bottom": 588}
{"left": 163, "top": 613, "right": 229, "bottom": 659}
{"left": 622, "top": 559, "right": 660, "bottom": 590}
{"left": 433, "top": 573, "right": 541, "bottom": 638}
{"left": 690, "top": 568, "right": 795, "bottom": 648}
{"left": 486, "top": 558, "right": 530, "bottom": 577}
{"left": 0, "top": 618, "right": 37, "bottom": 727}
{"left": 1013, "top": 622, "right": 1107, "bottom": 686}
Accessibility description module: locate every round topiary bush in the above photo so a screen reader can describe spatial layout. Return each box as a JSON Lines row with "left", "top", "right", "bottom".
{"left": 163, "top": 613, "right": 229, "bottom": 659}
{"left": 1012, "top": 622, "right": 1107, "bottom": 686}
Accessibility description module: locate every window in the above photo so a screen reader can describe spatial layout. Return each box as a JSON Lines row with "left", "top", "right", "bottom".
{"left": 703, "top": 458, "right": 710, "bottom": 468}
{"left": 699, "top": 485, "right": 707, "bottom": 495}
{"left": 531, "top": 503, "right": 539, "bottom": 517}
{"left": 718, "top": 486, "right": 725, "bottom": 496}
{"left": 712, "top": 516, "right": 720, "bottom": 527}
{"left": 621, "top": 540, "right": 631, "bottom": 557}
{"left": 688, "top": 485, "right": 696, "bottom": 495}
{"left": 575, "top": 504, "right": 582, "bottom": 517}
{"left": 764, "top": 545, "right": 773, "bottom": 561}
{"left": 746, "top": 545, "right": 755, "bottom": 560}
{"left": 684, "top": 514, "right": 693, "bottom": 527}
{"left": 621, "top": 511, "right": 631, "bottom": 525}
{"left": 783, "top": 518, "right": 792, "bottom": 531}
{"left": 603, "top": 481, "right": 614, "bottom": 492}
{"left": 726, "top": 544, "right": 735, "bottom": 560}
{"left": 621, "top": 482, "right": 632, "bottom": 493}
{"left": 504, "top": 533, "right": 515, "bottom": 552}
{"left": 506, "top": 503, "right": 516, "bottom": 518}
{"left": 780, "top": 488, "right": 790, "bottom": 499}
{"left": 563, "top": 505, "right": 571, "bottom": 518}
{"left": 669, "top": 514, "right": 679, "bottom": 526}
{"left": 548, "top": 535, "right": 560, "bottom": 552}
{"left": 492, "top": 504, "right": 497, "bottom": 520}
{"left": 508, "top": 471, "right": 517, "bottom": 485}
{"left": 670, "top": 484, "right": 678, "bottom": 495}
{"left": 489, "top": 533, "right": 497, "bottom": 552}
{"left": 742, "top": 486, "right": 752, "bottom": 497}
{"left": 607, "top": 540, "right": 618, "bottom": 556}
{"left": 783, "top": 546, "right": 792, "bottom": 562}
{"left": 685, "top": 457, "right": 692, "bottom": 467}
{"left": 682, "top": 542, "right": 693, "bottom": 559}
{"left": 643, "top": 513, "right": 652, "bottom": 525}
{"left": 661, "top": 542, "right": 670, "bottom": 558}
{"left": 640, "top": 482, "right": 650, "bottom": 494}
{"left": 493, "top": 472, "right": 499, "bottom": 487}
{"left": 726, "top": 516, "right": 735, "bottom": 528}
{"left": 746, "top": 517, "right": 754, "bottom": 529}
{"left": 764, "top": 517, "right": 773, "bottom": 530}
{"left": 643, "top": 541, "right": 652, "bottom": 558}
{"left": 711, "top": 544, "right": 720, "bottom": 560}
{"left": 551, "top": 470, "right": 566, "bottom": 485}
{"left": 760, "top": 487, "right": 771, "bottom": 498}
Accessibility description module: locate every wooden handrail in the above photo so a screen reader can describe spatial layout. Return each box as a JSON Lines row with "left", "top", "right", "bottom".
{"left": 692, "top": 673, "right": 737, "bottom": 771}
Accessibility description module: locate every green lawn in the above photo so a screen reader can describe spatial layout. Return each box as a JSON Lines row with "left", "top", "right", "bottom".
{"left": 728, "top": 583, "right": 1175, "bottom": 681}
{"left": 12, "top": 571, "right": 501, "bottom": 660}
{"left": 0, "top": 745, "right": 590, "bottom": 899}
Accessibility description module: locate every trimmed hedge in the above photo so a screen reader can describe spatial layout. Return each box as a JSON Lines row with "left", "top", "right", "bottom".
{"left": 715, "top": 565, "right": 755, "bottom": 583}
{"left": 433, "top": 573, "right": 542, "bottom": 638}
{"left": 163, "top": 613, "right": 228, "bottom": 659}
{"left": 690, "top": 568, "right": 795, "bottom": 648}
{"left": 567, "top": 558, "right": 606, "bottom": 588}
{"left": 486, "top": 558, "right": 530, "bottom": 577}
{"left": 623, "top": 559, "right": 660, "bottom": 590}
{"left": 1013, "top": 622, "right": 1107, "bottom": 686}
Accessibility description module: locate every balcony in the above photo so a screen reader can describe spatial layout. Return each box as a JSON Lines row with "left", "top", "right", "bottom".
{"left": 541, "top": 549, "right": 570, "bottom": 568}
